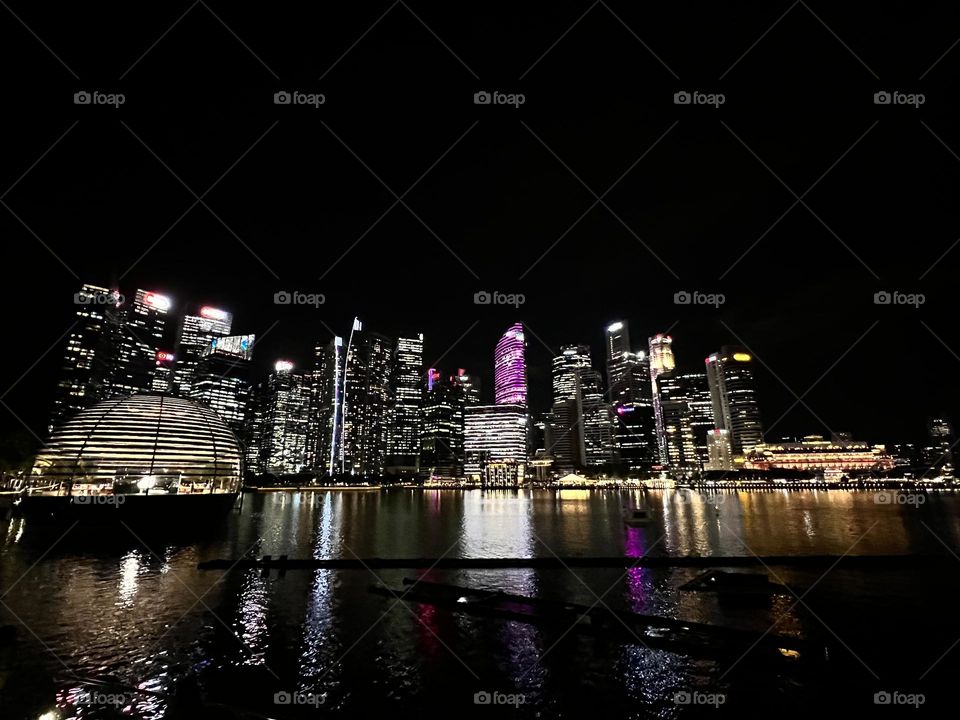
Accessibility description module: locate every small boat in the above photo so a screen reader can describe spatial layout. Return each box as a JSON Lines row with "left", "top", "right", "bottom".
{"left": 623, "top": 506, "right": 653, "bottom": 527}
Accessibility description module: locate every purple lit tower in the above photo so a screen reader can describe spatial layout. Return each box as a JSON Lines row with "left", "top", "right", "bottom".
{"left": 494, "top": 323, "right": 527, "bottom": 407}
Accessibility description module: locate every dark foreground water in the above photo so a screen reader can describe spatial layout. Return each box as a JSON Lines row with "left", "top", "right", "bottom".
{"left": 2, "top": 488, "right": 960, "bottom": 719}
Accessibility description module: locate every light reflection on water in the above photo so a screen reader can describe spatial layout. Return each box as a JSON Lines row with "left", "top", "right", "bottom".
{"left": 2, "top": 488, "right": 960, "bottom": 718}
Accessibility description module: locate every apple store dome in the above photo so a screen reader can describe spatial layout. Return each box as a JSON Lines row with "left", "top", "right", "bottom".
{"left": 32, "top": 394, "right": 243, "bottom": 495}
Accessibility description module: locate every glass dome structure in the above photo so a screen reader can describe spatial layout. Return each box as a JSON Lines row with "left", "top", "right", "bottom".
{"left": 31, "top": 394, "right": 243, "bottom": 496}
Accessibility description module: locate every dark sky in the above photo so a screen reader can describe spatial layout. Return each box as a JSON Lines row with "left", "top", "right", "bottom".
{"left": 2, "top": 1, "right": 959, "bottom": 447}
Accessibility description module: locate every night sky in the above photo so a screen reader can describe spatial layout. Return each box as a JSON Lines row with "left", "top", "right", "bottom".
{"left": 2, "top": 2, "right": 959, "bottom": 448}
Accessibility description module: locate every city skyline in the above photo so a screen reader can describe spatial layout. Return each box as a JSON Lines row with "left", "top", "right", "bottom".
{"left": 26, "top": 280, "right": 956, "bottom": 467}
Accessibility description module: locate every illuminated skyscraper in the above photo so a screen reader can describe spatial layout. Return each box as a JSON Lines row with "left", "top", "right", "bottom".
{"left": 464, "top": 404, "right": 527, "bottom": 479}
{"left": 706, "top": 347, "right": 763, "bottom": 455}
{"left": 453, "top": 369, "right": 481, "bottom": 405}
{"left": 247, "top": 359, "right": 310, "bottom": 475}
{"left": 649, "top": 333, "right": 677, "bottom": 465}
{"left": 387, "top": 334, "right": 424, "bottom": 472}
{"left": 172, "top": 305, "right": 233, "bottom": 395}
{"left": 340, "top": 320, "right": 393, "bottom": 475}
{"left": 421, "top": 370, "right": 466, "bottom": 478}
{"left": 51, "top": 284, "right": 120, "bottom": 428}
{"left": 604, "top": 320, "right": 657, "bottom": 472}
{"left": 494, "top": 323, "right": 527, "bottom": 407}
{"left": 705, "top": 428, "right": 734, "bottom": 471}
{"left": 656, "top": 371, "right": 697, "bottom": 470}
{"left": 106, "top": 289, "right": 172, "bottom": 398}
{"left": 190, "top": 334, "right": 254, "bottom": 433}
{"left": 550, "top": 345, "right": 615, "bottom": 469}
{"left": 307, "top": 335, "right": 344, "bottom": 475}
{"left": 680, "top": 371, "right": 714, "bottom": 467}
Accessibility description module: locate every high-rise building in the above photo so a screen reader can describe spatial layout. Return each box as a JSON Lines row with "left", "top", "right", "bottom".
{"left": 246, "top": 360, "right": 310, "bottom": 475}
{"left": 494, "top": 323, "right": 527, "bottom": 407}
{"left": 656, "top": 371, "right": 697, "bottom": 470}
{"left": 464, "top": 404, "right": 527, "bottom": 479}
{"left": 340, "top": 320, "right": 392, "bottom": 475}
{"left": 151, "top": 350, "right": 177, "bottom": 393}
{"left": 190, "top": 334, "right": 254, "bottom": 433}
{"left": 307, "top": 335, "right": 344, "bottom": 475}
{"left": 680, "top": 371, "right": 713, "bottom": 467}
{"left": 924, "top": 417, "right": 955, "bottom": 476}
{"left": 550, "top": 345, "right": 615, "bottom": 469}
{"left": 649, "top": 333, "right": 676, "bottom": 465}
{"left": 386, "top": 334, "right": 424, "bottom": 473}
{"left": 453, "top": 369, "right": 481, "bottom": 405}
{"left": 172, "top": 305, "right": 233, "bottom": 395}
{"left": 705, "top": 428, "right": 734, "bottom": 471}
{"left": 51, "top": 285, "right": 120, "bottom": 428}
{"left": 421, "top": 370, "right": 466, "bottom": 478}
{"left": 105, "top": 289, "right": 172, "bottom": 398}
{"left": 604, "top": 321, "right": 657, "bottom": 472}
{"left": 706, "top": 347, "right": 763, "bottom": 455}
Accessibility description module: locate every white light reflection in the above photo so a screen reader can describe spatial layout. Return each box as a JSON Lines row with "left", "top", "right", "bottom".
{"left": 117, "top": 550, "right": 141, "bottom": 607}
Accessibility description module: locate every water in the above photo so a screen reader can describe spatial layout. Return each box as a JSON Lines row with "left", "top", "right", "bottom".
{"left": 2, "top": 488, "right": 959, "bottom": 718}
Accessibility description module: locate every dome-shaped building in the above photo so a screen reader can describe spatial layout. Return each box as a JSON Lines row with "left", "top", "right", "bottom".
{"left": 23, "top": 394, "right": 242, "bottom": 522}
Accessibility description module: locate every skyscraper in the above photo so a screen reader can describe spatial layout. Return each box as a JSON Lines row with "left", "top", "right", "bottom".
{"left": 549, "top": 345, "right": 615, "bottom": 469}
{"left": 51, "top": 285, "right": 120, "bottom": 428}
{"left": 307, "top": 335, "right": 344, "bottom": 475}
{"left": 649, "top": 333, "right": 677, "bottom": 465}
{"left": 172, "top": 305, "right": 233, "bottom": 395}
{"left": 246, "top": 360, "right": 310, "bottom": 475}
{"left": 680, "top": 371, "right": 714, "bottom": 467}
{"left": 494, "top": 323, "right": 527, "bottom": 407}
{"left": 604, "top": 321, "right": 657, "bottom": 472}
{"left": 453, "top": 369, "right": 481, "bottom": 405}
{"left": 190, "top": 334, "right": 254, "bottom": 433}
{"left": 387, "top": 334, "right": 424, "bottom": 473}
{"left": 656, "top": 371, "right": 697, "bottom": 470}
{"left": 421, "top": 370, "right": 466, "bottom": 478}
{"left": 340, "top": 320, "right": 392, "bottom": 475}
{"left": 464, "top": 404, "right": 527, "bottom": 480}
{"left": 101, "top": 289, "right": 172, "bottom": 398}
{"left": 706, "top": 347, "right": 763, "bottom": 455}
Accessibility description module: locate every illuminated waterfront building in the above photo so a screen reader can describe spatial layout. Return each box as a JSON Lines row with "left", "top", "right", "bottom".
{"left": 420, "top": 370, "right": 465, "bottom": 478}
{"left": 51, "top": 284, "right": 120, "bottom": 428}
{"left": 52, "top": 286, "right": 171, "bottom": 428}
{"left": 648, "top": 333, "right": 676, "bottom": 465}
{"left": 307, "top": 336, "right": 344, "bottom": 475}
{"left": 452, "top": 369, "right": 481, "bottom": 405}
{"left": 924, "top": 417, "right": 955, "bottom": 476}
{"left": 464, "top": 404, "right": 527, "bottom": 479}
{"left": 604, "top": 321, "right": 657, "bottom": 472}
{"left": 494, "top": 323, "right": 527, "bottom": 407}
{"left": 171, "top": 305, "right": 233, "bottom": 395}
{"left": 744, "top": 435, "right": 894, "bottom": 476}
{"left": 190, "top": 334, "right": 254, "bottom": 433}
{"left": 340, "top": 320, "right": 392, "bottom": 475}
{"left": 706, "top": 346, "right": 764, "bottom": 455}
{"left": 680, "top": 372, "right": 713, "bottom": 467}
{"left": 656, "top": 371, "right": 697, "bottom": 470}
{"left": 246, "top": 360, "right": 311, "bottom": 475}
{"left": 550, "top": 345, "right": 615, "bottom": 469}
{"left": 387, "top": 334, "right": 424, "bottom": 473}
{"left": 705, "top": 428, "right": 734, "bottom": 471}
{"left": 151, "top": 350, "right": 176, "bottom": 393}
{"left": 106, "top": 289, "right": 172, "bottom": 398}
